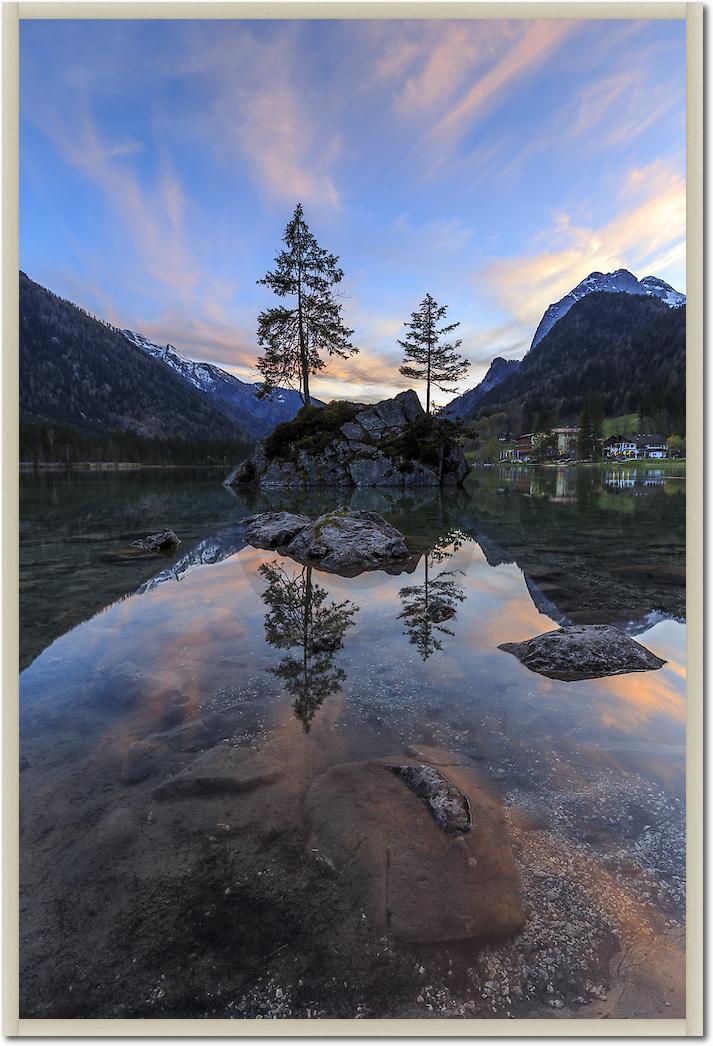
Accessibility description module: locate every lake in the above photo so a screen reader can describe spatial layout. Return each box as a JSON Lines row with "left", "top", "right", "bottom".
{"left": 19, "top": 463, "right": 686, "bottom": 1019}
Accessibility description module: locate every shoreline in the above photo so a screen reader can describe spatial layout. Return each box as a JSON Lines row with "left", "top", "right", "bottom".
{"left": 489, "top": 459, "right": 687, "bottom": 470}
{"left": 19, "top": 462, "right": 230, "bottom": 472}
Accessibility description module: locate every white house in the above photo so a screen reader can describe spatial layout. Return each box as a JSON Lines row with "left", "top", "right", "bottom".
{"left": 604, "top": 434, "right": 667, "bottom": 459}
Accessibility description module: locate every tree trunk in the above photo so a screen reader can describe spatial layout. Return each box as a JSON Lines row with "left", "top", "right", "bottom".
{"left": 425, "top": 299, "right": 432, "bottom": 414}
{"left": 297, "top": 259, "right": 310, "bottom": 406}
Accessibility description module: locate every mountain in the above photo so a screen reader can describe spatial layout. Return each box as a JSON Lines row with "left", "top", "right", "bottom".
{"left": 472, "top": 291, "right": 685, "bottom": 431}
{"left": 442, "top": 357, "right": 520, "bottom": 420}
{"left": 531, "top": 269, "right": 685, "bottom": 349}
{"left": 121, "top": 330, "right": 320, "bottom": 438}
{"left": 19, "top": 272, "right": 251, "bottom": 449}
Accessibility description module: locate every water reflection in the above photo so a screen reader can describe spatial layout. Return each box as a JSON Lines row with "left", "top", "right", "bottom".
{"left": 398, "top": 529, "right": 467, "bottom": 660}
{"left": 19, "top": 469, "right": 687, "bottom": 1019}
{"left": 259, "top": 561, "right": 359, "bottom": 731}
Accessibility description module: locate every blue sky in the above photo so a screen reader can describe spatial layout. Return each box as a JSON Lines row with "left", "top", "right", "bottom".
{"left": 20, "top": 18, "right": 686, "bottom": 403}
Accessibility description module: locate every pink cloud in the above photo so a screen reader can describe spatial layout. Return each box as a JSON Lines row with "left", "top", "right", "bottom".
{"left": 430, "top": 21, "right": 576, "bottom": 158}
{"left": 483, "top": 162, "right": 686, "bottom": 329}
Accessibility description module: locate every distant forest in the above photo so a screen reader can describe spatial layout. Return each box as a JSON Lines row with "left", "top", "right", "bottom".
{"left": 20, "top": 418, "right": 252, "bottom": 467}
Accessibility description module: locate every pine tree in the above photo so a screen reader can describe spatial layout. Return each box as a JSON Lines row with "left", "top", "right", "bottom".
{"left": 256, "top": 203, "right": 356, "bottom": 405}
{"left": 577, "top": 401, "right": 592, "bottom": 460}
{"left": 398, "top": 294, "right": 470, "bottom": 414}
{"left": 590, "top": 395, "right": 604, "bottom": 459}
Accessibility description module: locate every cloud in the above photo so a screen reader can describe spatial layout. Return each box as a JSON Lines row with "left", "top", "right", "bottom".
{"left": 460, "top": 320, "right": 531, "bottom": 364}
{"left": 394, "top": 22, "right": 514, "bottom": 116}
{"left": 26, "top": 99, "right": 201, "bottom": 300}
{"left": 429, "top": 21, "right": 576, "bottom": 158}
{"left": 204, "top": 29, "right": 342, "bottom": 209}
{"left": 483, "top": 162, "right": 686, "bottom": 329}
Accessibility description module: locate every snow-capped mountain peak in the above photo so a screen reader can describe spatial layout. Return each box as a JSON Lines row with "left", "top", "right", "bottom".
{"left": 530, "top": 270, "right": 685, "bottom": 349}
{"left": 121, "top": 330, "right": 218, "bottom": 393}
{"left": 120, "top": 328, "right": 321, "bottom": 438}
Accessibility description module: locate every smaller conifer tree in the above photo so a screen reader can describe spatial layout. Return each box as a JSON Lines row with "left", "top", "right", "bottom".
{"left": 398, "top": 294, "right": 470, "bottom": 414}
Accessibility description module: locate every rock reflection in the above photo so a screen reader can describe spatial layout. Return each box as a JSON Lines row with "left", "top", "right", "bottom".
{"left": 398, "top": 529, "right": 468, "bottom": 660}
{"left": 259, "top": 561, "right": 359, "bottom": 731}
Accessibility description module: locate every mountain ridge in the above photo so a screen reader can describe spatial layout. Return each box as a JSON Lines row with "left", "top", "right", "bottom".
{"left": 121, "top": 329, "right": 321, "bottom": 438}
{"left": 443, "top": 356, "right": 520, "bottom": 420}
{"left": 530, "top": 268, "right": 685, "bottom": 350}
{"left": 19, "top": 271, "right": 252, "bottom": 447}
{"left": 469, "top": 291, "right": 685, "bottom": 432}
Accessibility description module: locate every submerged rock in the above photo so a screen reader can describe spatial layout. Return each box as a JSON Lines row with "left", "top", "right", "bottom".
{"left": 426, "top": 598, "right": 458, "bottom": 623}
{"left": 153, "top": 745, "right": 284, "bottom": 800}
{"left": 245, "top": 509, "right": 412, "bottom": 575}
{"left": 498, "top": 624, "right": 666, "bottom": 680}
{"left": 120, "top": 739, "right": 161, "bottom": 784}
{"left": 305, "top": 755, "right": 524, "bottom": 943}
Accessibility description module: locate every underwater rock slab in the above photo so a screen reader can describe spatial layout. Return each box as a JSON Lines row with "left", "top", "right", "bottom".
{"left": 498, "top": 624, "right": 666, "bottom": 680}
{"left": 304, "top": 755, "right": 524, "bottom": 944}
{"left": 153, "top": 745, "right": 284, "bottom": 800}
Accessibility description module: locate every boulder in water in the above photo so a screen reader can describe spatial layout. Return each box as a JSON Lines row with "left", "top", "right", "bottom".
{"left": 498, "top": 624, "right": 666, "bottom": 680}
{"left": 103, "top": 529, "right": 181, "bottom": 562}
{"left": 245, "top": 509, "right": 412, "bottom": 575}
{"left": 130, "top": 530, "right": 180, "bottom": 553}
{"left": 244, "top": 512, "right": 311, "bottom": 548}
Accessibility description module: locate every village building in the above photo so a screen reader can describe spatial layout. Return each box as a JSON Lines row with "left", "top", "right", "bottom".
{"left": 550, "top": 427, "right": 579, "bottom": 456}
{"left": 603, "top": 434, "right": 667, "bottom": 459}
{"left": 502, "top": 432, "right": 534, "bottom": 461}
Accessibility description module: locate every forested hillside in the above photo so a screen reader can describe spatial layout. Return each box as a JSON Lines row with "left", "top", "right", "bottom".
{"left": 471, "top": 292, "right": 685, "bottom": 435}
{"left": 20, "top": 273, "right": 253, "bottom": 463}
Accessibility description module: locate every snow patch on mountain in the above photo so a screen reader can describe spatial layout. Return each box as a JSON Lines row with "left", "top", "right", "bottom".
{"left": 120, "top": 328, "right": 320, "bottom": 438}
{"left": 122, "top": 330, "right": 222, "bottom": 394}
{"left": 531, "top": 269, "right": 685, "bottom": 350}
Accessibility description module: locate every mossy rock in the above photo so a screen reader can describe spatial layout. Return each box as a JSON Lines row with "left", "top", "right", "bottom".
{"left": 264, "top": 402, "right": 363, "bottom": 462}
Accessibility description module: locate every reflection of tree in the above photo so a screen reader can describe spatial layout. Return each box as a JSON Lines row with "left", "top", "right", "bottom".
{"left": 398, "top": 529, "right": 467, "bottom": 660}
{"left": 259, "top": 562, "right": 358, "bottom": 732}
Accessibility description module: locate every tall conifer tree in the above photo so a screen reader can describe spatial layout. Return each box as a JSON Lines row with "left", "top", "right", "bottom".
{"left": 398, "top": 294, "right": 470, "bottom": 413}
{"left": 256, "top": 204, "right": 356, "bottom": 405}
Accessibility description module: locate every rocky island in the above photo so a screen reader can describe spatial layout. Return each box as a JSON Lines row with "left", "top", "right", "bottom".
{"left": 225, "top": 390, "right": 470, "bottom": 489}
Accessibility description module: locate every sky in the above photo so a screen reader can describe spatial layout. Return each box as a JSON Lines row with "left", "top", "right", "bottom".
{"left": 20, "top": 18, "right": 686, "bottom": 405}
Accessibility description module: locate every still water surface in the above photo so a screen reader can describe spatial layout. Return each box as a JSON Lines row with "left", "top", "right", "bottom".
{"left": 19, "top": 465, "right": 686, "bottom": 1019}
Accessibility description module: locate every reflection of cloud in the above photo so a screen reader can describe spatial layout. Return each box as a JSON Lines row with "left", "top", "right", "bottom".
{"left": 592, "top": 666, "right": 685, "bottom": 733}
